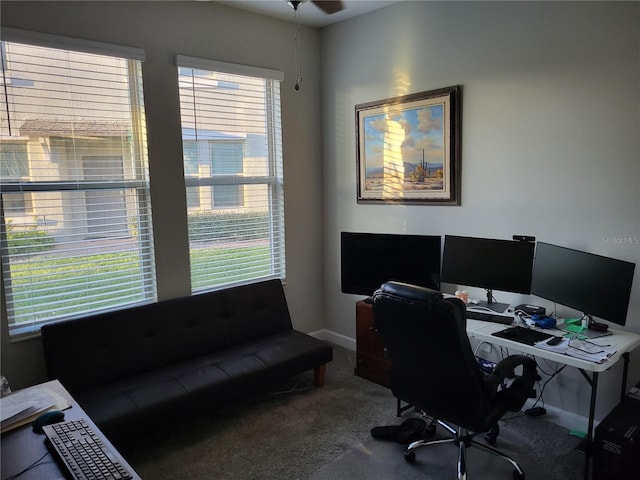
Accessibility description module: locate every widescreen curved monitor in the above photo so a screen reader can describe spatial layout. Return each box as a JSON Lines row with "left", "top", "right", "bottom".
{"left": 341, "top": 232, "right": 441, "bottom": 298}
{"left": 531, "top": 242, "right": 635, "bottom": 326}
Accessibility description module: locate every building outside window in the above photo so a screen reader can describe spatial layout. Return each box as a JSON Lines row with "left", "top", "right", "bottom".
{"left": 0, "top": 142, "right": 30, "bottom": 214}
{"left": 183, "top": 139, "right": 244, "bottom": 209}
{"left": 177, "top": 57, "right": 286, "bottom": 292}
{"left": 0, "top": 30, "right": 156, "bottom": 338}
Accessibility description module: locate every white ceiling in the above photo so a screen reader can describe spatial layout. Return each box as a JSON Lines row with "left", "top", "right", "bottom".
{"left": 213, "top": 0, "right": 402, "bottom": 28}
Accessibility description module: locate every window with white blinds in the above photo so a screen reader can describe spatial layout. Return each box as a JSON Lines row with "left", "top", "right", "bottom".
{"left": 1, "top": 30, "right": 156, "bottom": 337}
{"left": 176, "top": 56, "right": 285, "bottom": 291}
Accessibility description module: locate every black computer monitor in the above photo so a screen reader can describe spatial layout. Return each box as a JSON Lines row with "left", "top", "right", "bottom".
{"left": 531, "top": 242, "right": 636, "bottom": 326}
{"left": 340, "top": 232, "right": 441, "bottom": 298}
{"left": 440, "top": 235, "right": 535, "bottom": 313}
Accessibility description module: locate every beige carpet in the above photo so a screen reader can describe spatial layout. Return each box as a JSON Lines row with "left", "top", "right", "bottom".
{"left": 117, "top": 345, "right": 584, "bottom": 479}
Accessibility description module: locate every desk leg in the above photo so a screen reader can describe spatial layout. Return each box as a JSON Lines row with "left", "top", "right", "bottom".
{"left": 578, "top": 368, "right": 597, "bottom": 480}
{"left": 620, "top": 352, "right": 630, "bottom": 403}
{"left": 584, "top": 370, "right": 598, "bottom": 480}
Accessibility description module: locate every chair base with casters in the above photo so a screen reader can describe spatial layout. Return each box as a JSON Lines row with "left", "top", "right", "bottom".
{"left": 404, "top": 419, "right": 525, "bottom": 480}
{"left": 371, "top": 282, "right": 540, "bottom": 480}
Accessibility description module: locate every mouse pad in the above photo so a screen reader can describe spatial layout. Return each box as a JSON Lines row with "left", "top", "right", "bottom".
{"left": 492, "top": 326, "right": 553, "bottom": 346}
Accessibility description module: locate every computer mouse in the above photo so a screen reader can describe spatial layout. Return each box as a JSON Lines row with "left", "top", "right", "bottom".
{"left": 32, "top": 409, "right": 65, "bottom": 433}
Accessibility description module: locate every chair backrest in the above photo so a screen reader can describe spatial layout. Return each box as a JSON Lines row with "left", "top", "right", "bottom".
{"left": 372, "top": 281, "right": 489, "bottom": 431}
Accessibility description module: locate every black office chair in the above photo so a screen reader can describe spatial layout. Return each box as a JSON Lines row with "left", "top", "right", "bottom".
{"left": 372, "top": 281, "right": 539, "bottom": 480}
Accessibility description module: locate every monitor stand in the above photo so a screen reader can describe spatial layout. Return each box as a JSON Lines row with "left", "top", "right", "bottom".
{"left": 472, "top": 300, "right": 510, "bottom": 314}
{"left": 473, "top": 289, "right": 510, "bottom": 314}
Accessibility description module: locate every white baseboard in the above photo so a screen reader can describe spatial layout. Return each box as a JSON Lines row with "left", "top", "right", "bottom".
{"left": 308, "top": 328, "right": 356, "bottom": 351}
{"left": 521, "top": 399, "right": 591, "bottom": 433}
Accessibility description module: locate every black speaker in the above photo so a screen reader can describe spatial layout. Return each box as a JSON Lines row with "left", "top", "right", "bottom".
{"left": 514, "top": 304, "right": 546, "bottom": 316}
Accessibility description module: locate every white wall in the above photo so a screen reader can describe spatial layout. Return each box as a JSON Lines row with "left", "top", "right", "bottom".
{"left": 0, "top": 1, "right": 324, "bottom": 388}
{"left": 320, "top": 1, "right": 640, "bottom": 429}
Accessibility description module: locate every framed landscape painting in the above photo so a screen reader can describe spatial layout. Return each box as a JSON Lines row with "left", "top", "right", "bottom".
{"left": 355, "top": 85, "right": 461, "bottom": 205}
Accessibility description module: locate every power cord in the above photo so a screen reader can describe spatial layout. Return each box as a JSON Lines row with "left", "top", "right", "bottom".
{"left": 534, "top": 357, "right": 563, "bottom": 377}
{"left": 267, "top": 378, "right": 309, "bottom": 396}
{"left": 5, "top": 451, "right": 52, "bottom": 480}
{"left": 474, "top": 341, "right": 496, "bottom": 357}
{"left": 524, "top": 362, "right": 566, "bottom": 416}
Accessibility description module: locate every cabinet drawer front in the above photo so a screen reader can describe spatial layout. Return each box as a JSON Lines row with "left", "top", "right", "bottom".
{"left": 355, "top": 353, "right": 391, "bottom": 387}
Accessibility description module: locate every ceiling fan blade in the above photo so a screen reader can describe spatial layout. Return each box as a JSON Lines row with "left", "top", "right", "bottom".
{"left": 312, "top": 1, "right": 344, "bottom": 15}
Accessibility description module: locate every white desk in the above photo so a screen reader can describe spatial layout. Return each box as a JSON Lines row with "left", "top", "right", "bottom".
{"left": 466, "top": 318, "right": 640, "bottom": 480}
{"left": 468, "top": 320, "right": 640, "bottom": 373}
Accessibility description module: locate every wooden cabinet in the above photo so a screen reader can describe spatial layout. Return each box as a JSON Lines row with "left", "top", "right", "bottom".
{"left": 354, "top": 300, "right": 391, "bottom": 387}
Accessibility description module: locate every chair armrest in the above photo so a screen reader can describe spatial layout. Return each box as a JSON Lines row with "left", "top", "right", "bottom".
{"left": 493, "top": 355, "right": 538, "bottom": 380}
{"left": 484, "top": 355, "right": 540, "bottom": 411}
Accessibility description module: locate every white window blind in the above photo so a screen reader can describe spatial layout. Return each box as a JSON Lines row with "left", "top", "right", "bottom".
{"left": 1, "top": 32, "right": 156, "bottom": 337}
{"left": 176, "top": 56, "right": 285, "bottom": 291}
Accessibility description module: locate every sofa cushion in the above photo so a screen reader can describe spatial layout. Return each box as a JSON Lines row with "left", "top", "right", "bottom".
{"left": 74, "top": 330, "right": 332, "bottom": 437}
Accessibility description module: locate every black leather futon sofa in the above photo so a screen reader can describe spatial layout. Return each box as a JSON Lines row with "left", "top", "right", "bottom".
{"left": 41, "top": 279, "right": 333, "bottom": 439}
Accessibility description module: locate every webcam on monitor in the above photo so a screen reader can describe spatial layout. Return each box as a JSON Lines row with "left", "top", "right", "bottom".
{"left": 513, "top": 235, "right": 536, "bottom": 242}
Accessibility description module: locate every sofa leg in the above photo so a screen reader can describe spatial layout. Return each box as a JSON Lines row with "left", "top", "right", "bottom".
{"left": 314, "top": 364, "right": 326, "bottom": 387}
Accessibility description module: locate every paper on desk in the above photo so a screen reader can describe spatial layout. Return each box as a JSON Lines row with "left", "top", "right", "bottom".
{"left": 566, "top": 344, "right": 617, "bottom": 363}
{"left": 534, "top": 337, "right": 570, "bottom": 353}
{"left": 0, "top": 387, "right": 68, "bottom": 433}
{"left": 534, "top": 338, "right": 617, "bottom": 363}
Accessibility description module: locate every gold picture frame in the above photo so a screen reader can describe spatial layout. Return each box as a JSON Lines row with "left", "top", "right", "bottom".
{"left": 356, "top": 85, "right": 461, "bottom": 205}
